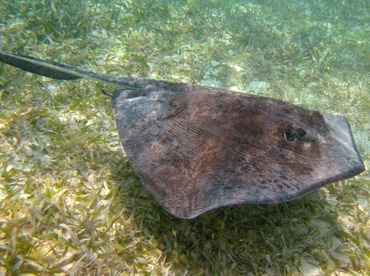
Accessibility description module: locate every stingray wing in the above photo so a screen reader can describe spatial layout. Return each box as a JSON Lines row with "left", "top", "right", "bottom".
{"left": 112, "top": 82, "right": 364, "bottom": 218}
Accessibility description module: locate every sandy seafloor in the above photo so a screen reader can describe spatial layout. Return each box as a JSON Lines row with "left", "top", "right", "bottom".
{"left": 0, "top": 0, "right": 369, "bottom": 275}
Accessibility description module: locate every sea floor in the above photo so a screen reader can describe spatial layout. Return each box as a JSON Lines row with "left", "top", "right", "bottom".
{"left": 0, "top": 0, "right": 369, "bottom": 274}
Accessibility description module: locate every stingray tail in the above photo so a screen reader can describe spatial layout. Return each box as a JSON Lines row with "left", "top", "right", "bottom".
{"left": 0, "top": 50, "right": 138, "bottom": 87}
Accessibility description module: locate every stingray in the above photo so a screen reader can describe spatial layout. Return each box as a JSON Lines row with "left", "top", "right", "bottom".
{"left": 0, "top": 50, "right": 364, "bottom": 219}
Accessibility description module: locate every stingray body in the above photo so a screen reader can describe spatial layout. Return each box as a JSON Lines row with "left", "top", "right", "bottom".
{"left": 0, "top": 51, "right": 364, "bottom": 218}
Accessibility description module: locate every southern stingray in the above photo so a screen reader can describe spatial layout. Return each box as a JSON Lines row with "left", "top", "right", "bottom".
{"left": 0, "top": 50, "right": 364, "bottom": 219}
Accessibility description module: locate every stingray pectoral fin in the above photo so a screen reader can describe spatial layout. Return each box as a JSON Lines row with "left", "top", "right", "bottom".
{"left": 113, "top": 84, "right": 365, "bottom": 219}
{"left": 322, "top": 114, "right": 365, "bottom": 178}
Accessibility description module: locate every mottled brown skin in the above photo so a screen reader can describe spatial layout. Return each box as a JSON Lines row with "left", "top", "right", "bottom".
{"left": 112, "top": 81, "right": 364, "bottom": 219}
{"left": 0, "top": 51, "right": 364, "bottom": 219}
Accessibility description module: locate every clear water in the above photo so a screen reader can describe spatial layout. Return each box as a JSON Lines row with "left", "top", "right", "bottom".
{"left": 0, "top": 0, "right": 369, "bottom": 274}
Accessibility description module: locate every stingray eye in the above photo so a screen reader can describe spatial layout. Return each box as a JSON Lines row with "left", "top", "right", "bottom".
{"left": 284, "top": 129, "right": 295, "bottom": 142}
{"left": 283, "top": 127, "right": 309, "bottom": 142}
{"left": 296, "top": 127, "right": 307, "bottom": 139}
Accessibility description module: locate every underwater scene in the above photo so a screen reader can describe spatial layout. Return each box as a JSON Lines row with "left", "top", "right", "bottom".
{"left": 0, "top": 0, "right": 369, "bottom": 274}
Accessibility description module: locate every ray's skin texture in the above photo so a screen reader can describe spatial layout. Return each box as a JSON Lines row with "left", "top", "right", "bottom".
{"left": 0, "top": 51, "right": 365, "bottom": 218}
{"left": 112, "top": 82, "right": 364, "bottom": 218}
